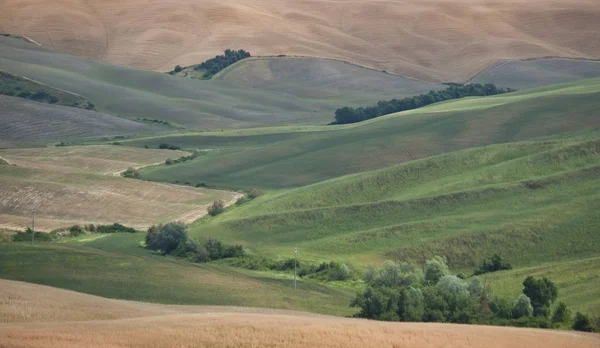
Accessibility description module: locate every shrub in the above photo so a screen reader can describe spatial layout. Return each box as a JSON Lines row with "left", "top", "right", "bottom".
{"left": 174, "top": 65, "right": 183, "bottom": 73}
{"left": 31, "top": 91, "right": 49, "bottom": 100}
{"left": 207, "top": 200, "right": 225, "bottom": 216}
{"left": 158, "top": 143, "right": 180, "bottom": 150}
{"left": 425, "top": 256, "right": 449, "bottom": 285}
{"left": 248, "top": 188, "right": 261, "bottom": 199}
{"left": 12, "top": 229, "right": 53, "bottom": 242}
{"left": 122, "top": 167, "right": 141, "bottom": 178}
{"left": 145, "top": 222, "right": 188, "bottom": 255}
{"left": 551, "top": 301, "right": 571, "bottom": 323}
{"left": 572, "top": 312, "right": 595, "bottom": 332}
{"left": 69, "top": 225, "right": 85, "bottom": 237}
{"left": 165, "top": 158, "right": 174, "bottom": 165}
{"left": 474, "top": 254, "right": 512, "bottom": 275}
{"left": 513, "top": 294, "right": 533, "bottom": 319}
{"left": 96, "top": 223, "right": 136, "bottom": 234}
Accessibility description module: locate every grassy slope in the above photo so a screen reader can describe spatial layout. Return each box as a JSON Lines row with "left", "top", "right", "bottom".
{"left": 0, "top": 36, "right": 443, "bottom": 129}
{"left": 0, "top": 239, "right": 354, "bottom": 316}
{"left": 0, "top": 146, "right": 237, "bottom": 231}
{"left": 135, "top": 79, "right": 600, "bottom": 190}
{"left": 181, "top": 129, "right": 600, "bottom": 313}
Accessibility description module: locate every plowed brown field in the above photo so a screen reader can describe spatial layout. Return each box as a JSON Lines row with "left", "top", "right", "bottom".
{"left": 0, "top": 279, "right": 598, "bottom": 348}
{"left": 1, "top": 0, "right": 598, "bottom": 81}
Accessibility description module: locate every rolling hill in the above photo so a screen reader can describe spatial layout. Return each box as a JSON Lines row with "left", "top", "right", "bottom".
{"left": 470, "top": 58, "right": 600, "bottom": 90}
{"left": 0, "top": 146, "right": 239, "bottom": 231}
{"left": 0, "top": 35, "right": 444, "bottom": 130}
{"left": 1, "top": 0, "right": 599, "bottom": 82}
{"left": 179, "top": 128, "right": 600, "bottom": 313}
{"left": 1, "top": 280, "right": 598, "bottom": 348}
{"left": 133, "top": 78, "right": 600, "bottom": 189}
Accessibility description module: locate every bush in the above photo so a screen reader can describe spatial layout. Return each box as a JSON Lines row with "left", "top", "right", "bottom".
{"left": 165, "top": 158, "right": 174, "bottom": 165}
{"left": 248, "top": 188, "right": 261, "bottom": 199}
{"left": 174, "top": 65, "right": 183, "bottom": 73}
{"left": 522, "top": 276, "right": 558, "bottom": 317}
{"left": 474, "top": 254, "right": 512, "bottom": 275}
{"left": 572, "top": 312, "right": 594, "bottom": 332}
{"left": 207, "top": 200, "right": 225, "bottom": 216}
{"left": 425, "top": 256, "right": 449, "bottom": 285}
{"left": 122, "top": 167, "right": 141, "bottom": 178}
{"left": 158, "top": 143, "right": 180, "bottom": 150}
{"left": 551, "top": 301, "right": 571, "bottom": 323}
{"left": 69, "top": 225, "right": 85, "bottom": 237}
{"left": 12, "top": 229, "right": 53, "bottom": 242}
{"left": 513, "top": 294, "right": 534, "bottom": 319}
{"left": 96, "top": 223, "right": 136, "bottom": 234}
{"left": 145, "top": 222, "right": 188, "bottom": 255}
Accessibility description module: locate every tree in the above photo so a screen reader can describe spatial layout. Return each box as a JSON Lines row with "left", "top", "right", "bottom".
{"left": 207, "top": 200, "right": 225, "bottom": 216}
{"left": 551, "top": 301, "right": 571, "bottom": 323}
{"left": 174, "top": 65, "right": 183, "bottom": 73}
{"left": 69, "top": 225, "right": 85, "bottom": 237}
{"left": 474, "top": 254, "right": 512, "bottom": 275}
{"left": 436, "top": 275, "right": 469, "bottom": 297}
{"left": 425, "top": 256, "right": 449, "bottom": 285}
{"left": 145, "top": 222, "right": 188, "bottom": 255}
{"left": 522, "top": 276, "right": 558, "bottom": 317}
{"left": 572, "top": 312, "right": 594, "bottom": 332}
{"left": 248, "top": 188, "right": 261, "bottom": 199}
{"left": 513, "top": 294, "right": 534, "bottom": 318}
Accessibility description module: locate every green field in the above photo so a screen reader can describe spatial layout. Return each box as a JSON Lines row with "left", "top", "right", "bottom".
{"left": 0, "top": 239, "right": 354, "bottom": 316}
{"left": 133, "top": 79, "right": 600, "bottom": 190}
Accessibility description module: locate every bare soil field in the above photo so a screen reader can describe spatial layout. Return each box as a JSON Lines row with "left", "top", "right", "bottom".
{"left": 1, "top": 0, "right": 598, "bottom": 82}
{"left": 0, "top": 279, "right": 598, "bottom": 348}
{"left": 0, "top": 146, "right": 238, "bottom": 231}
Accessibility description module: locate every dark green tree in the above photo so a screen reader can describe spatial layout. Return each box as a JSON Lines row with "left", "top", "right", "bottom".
{"left": 572, "top": 312, "right": 594, "bottom": 332}
{"left": 522, "top": 276, "right": 558, "bottom": 317}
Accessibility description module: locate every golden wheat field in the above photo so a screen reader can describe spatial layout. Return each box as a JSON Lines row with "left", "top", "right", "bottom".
{"left": 1, "top": 0, "right": 598, "bottom": 81}
{"left": 0, "top": 279, "right": 598, "bottom": 348}
{"left": 0, "top": 146, "right": 240, "bottom": 231}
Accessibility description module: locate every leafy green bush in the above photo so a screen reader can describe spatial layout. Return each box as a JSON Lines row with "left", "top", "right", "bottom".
{"left": 552, "top": 301, "right": 571, "bottom": 323}
{"left": 513, "top": 294, "right": 534, "bottom": 318}
{"left": 522, "top": 276, "right": 558, "bottom": 317}
{"left": 69, "top": 225, "right": 85, "bottom": 237}
{"left": 158, "top": 143, "right": 180, "bottom": 150}
{"left": 96, "top": 223, "right": 136, "bottom": 234}
{"left": 474, "top": 254, "right": 512, "bottom": 275}
{"left": 145, "top": 222, "right": 188, "bottom": 255}
{"left": 572, "top": 312, "right": 595, "bottom": 332}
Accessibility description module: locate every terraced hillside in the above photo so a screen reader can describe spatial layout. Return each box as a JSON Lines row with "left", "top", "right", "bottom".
{"left": 1, "top": 0, "right": 599, "bottom": 82}
{"left": 1, "top": 280, "right": 598, "bottom": 348}
{"left": 134, "top": 79, "right": 600, "bottom": 189}
{"left": 185, "top": 129, "right": 600, "bottom": 313}
{"left": 0, "top": 36, "right": 443, "bottom": 129}
{"left": 0, "top": 146, "right": 238, "bottom": 231}
{"left": 471, "top": 58, "right": 600, "bottom": 90}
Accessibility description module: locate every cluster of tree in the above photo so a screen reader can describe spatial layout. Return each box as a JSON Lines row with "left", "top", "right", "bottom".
{"left": 158, "top": 143, "right": 181, "bottom": 150}
{"left": 331, "top": 83, "right": 516, "bottom": 125}
{"left": 94, "top": 223, "right": 137, "bottom": 234}
{"left": 350, "top": 257, "right": 591, "bottom": 330}
{"left": 145, "top": 222, "right": 244, "bottom": 262}
{"left": 474, "top": 254, "right": 512, "bottom": 275}
{"left": 192, "top": 49, "right": 251, "bottom": 79}
{"left": 137, "top": 118, "right": 172, "bottom": 126}
{"left": 165, "top": 151, "right": 203, "bottom": 166}
{"left": 122, "top": 167, "right": 141, "bottom": 179}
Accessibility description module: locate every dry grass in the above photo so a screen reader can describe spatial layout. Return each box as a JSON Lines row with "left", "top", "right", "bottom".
{"left": 0, "top": 279, "right": 598, "bottom": 348}
{"left": 0, "top": 0, "right": 598, "bottom": 81}
{"left": 0, "top": 146, "right": 238, "bottom": 231}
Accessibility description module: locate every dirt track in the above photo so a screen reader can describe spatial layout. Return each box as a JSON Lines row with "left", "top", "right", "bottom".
{"left": 0, "top": 279, "right": 598, "bottom": 348}
{"left": 1, "top": 0, "right": 598, "bottom": 82}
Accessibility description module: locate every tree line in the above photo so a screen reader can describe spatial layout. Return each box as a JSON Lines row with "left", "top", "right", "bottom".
{"left": 351, "top": 257, "right": 597, "bottom": 331}
{"left": 332, "top": 83, "right": 516, "bottom": 125}
{"left": 170, "top": 49, "right": 251, "bottom": 79}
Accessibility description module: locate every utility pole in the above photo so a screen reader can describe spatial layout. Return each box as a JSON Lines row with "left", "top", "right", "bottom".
{"left": 294, "top": 247, "right": 297, "bottom": 289}
{"left": 31, "top": 208, "right": 35, "bottom": 245}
